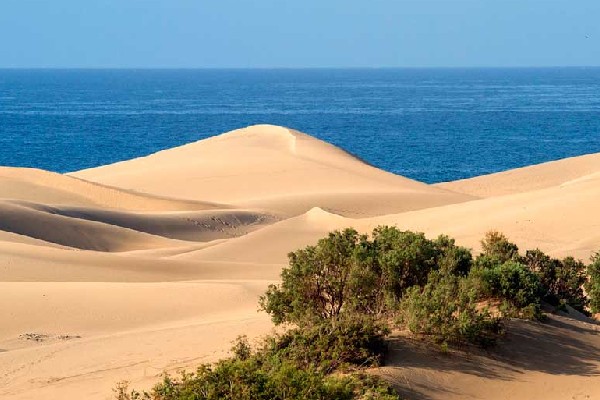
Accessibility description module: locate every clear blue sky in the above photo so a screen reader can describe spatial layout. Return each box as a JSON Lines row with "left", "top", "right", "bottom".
{"left": 1, "top": 0, "right": 598, "bottom": 68}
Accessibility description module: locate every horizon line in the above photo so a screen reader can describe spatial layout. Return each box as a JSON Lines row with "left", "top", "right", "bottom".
{"left": 1, "top": 65, "right": 600, "bottom": 71}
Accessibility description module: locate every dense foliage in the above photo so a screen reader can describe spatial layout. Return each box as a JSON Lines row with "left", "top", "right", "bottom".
{"left": 586, "top": 253, "right": 600, "bottom": 314}
{"left": 265, "top": 319, "right": 389, "bottom": 373}
{"left": 259, "top": 227, "right": 474, "bottom": 328}
{"left": 114, "top": 332, "right": 399, "bottom": 400}
{"left": 116, "top": 227, "right": 599, "bottom": 399}
{"left": 480, "top": 231, "right": 520, "bottom": 263}
{"left": 473, "top": 261, "right": 544, "bottom": 319}
{"left": 399, "top": 272, "right": 502, "bottom": 347}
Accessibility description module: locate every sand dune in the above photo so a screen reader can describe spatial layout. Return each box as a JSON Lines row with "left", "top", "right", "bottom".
{"left": 14, "top": 201, "right": 278, "bottom": 242}
{"left": 0, "top": 200, "right": 183, "bottom": 252}
{"left": 373, "top": 164, "right": 600, "bottom": 260}
{"left": 178, "top": 168, "right": 600, "bottom": 265}
{"left": 0, "top": 239, "right": 283, "bottom": 283}
{"left": 379, "top": 314, "right": 600, "bottom": 400}
{"left": 0, "top": 230, "right": 69, "bottom": 249}
{"left": 2, "top": 125, "right": 600, "bottom": 399}
{"left": 72, "top": 125, "right": 474, "bottom": 216}
{"left": 0, "top": 166, "right": 226, "bottom": 211}
{"left": 173, "top": 207, "right": 346, "bottom": 265}
{"left": 436, "top": 151, "right": 600, "bottom": 197}
{"left": 240, "top": 191, "right": 472, "bottom": 218}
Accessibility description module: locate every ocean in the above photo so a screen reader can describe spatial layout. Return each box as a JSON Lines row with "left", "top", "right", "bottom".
{"left": 1, "top": 68, "right": 599, "bottom": 183}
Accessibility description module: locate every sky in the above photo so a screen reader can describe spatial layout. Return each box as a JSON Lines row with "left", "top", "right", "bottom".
{"left": 0, "top": 0, "right": 599, "bottom": 68}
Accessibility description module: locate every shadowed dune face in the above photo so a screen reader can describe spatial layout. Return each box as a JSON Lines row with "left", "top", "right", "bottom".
{"left": 378, "top": 315, "right": 600, "bottom": 400}
{"left": 2, "top": 124, "right": 600, "bottom": 399}
{"left": 0, "top": 200, "right": 177, "bottom": 252}
{"left": 0, "top": 201, "right": 277, "bottom": 245}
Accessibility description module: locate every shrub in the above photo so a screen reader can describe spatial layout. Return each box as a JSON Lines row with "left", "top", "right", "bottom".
{"left": 553, "top": 257, "right": 588, "bottom": 313}
{"left": 480, "top": 231, "right": 520, "bottom": 263}
{"left": 372, "top": 227, "right": 438, "bottom": 307}
{"left": 433, "top": 235, "right": 473, "bottom": 276}
{"left": 474, "top": 261, "right": 543, "bottom": 319}
{"left": 260, "top": 226, "right": 454, "bottom": 326}
{"left": 118, "top": 333, "right": 401, "bottom": 400}
{"left": 231, "top": 335, "right": 252, "bottom": 361}
{"left": 521, "top": 249, "right": 588, "bottom": 313}
{"left": 260, "top": 228, "right": 383, "bottom": 326}
{"left": 149, "top": 359, "right": 349, "bottom": 400}
{"left": 399, "top": 272, "right": 502, "bottom": 347}
{"left": 586, "top": 252, "right": 600, "bottom": 314}
{"left": 264, "top": 318, "right": 389, "bottom": 374}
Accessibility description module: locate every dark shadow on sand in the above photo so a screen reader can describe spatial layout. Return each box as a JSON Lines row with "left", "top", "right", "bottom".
{"left": 378, "top": 314, "right": 600, "bottom": 399}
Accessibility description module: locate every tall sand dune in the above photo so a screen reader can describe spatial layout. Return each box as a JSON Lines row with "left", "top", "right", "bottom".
{"left": 71, "top": 125, "right": 474, "bottom": 216}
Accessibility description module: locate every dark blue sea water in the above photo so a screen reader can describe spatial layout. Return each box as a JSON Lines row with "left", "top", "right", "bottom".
{"left": 1, "top": 68, "right": 600, "bottom": 183}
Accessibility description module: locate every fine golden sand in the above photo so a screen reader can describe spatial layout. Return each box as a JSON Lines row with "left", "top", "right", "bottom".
{"left": 1, "top": 125, "right": 599, "bottom": 399}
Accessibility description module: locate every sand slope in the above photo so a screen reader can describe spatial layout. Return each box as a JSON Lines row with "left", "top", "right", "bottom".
{"left": 178, "top": 167, "right": 600, "bottom": 265}
{"left": 0, "top": 166, "right": 225, "bottom": 211}
{"left": 436, "top": 151, "right": 600, "bottom": 197}
{"left": 72, "top": 125, "right": 474, "bottom": 216}
{"left": 0, "top": 200, "right": 181, "bottom": 252}
{"left": 379, "top": 314, "right": 600, "bottom": 400}
{"left": 2, "top": 124, "right": 600, "bottom": 400}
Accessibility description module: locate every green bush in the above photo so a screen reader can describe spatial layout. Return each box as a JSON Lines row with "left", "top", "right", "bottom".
{"left": 480, "top": 231, "right": 520, "bottom": 264}
{"left": 115, "top": 334, "right": 400, "bottom": 400}
{"left": 433, "top": 235, "right": 473, "bottom": 276}
{"left": 260, "top": 226, "right": 474, "bottom": 328}
{"left": 553, "top": 257, "right": 588, "bottom": 312}
{"left": 264, "top": 318, "right": 389, "bottom": 374}
{"left": 372, "top": 227, "right": 438, "bottom": 306}
{"left": 399, "top": 272, "right": 502, "bottom": 347}
{"left": 149, "top": 359, "right": 351, "bottom": 400}
{"left": 474, "top": 260, "right": 543, "bottom": 319}
{"left": 260, "top": 228, "right": 383, "bottom": 326}
{"left": 522, "top": 249, "right": 588, "bottom": 312}
{"left": 586, "top": 252, "right": 600, "bottom": 314}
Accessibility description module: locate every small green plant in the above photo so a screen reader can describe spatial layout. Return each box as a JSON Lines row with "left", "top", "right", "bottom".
{"left": 480, "top": 231, "right": 520, "bottom": 263}
{"left": 112, "top": 381, "right": 143, "bottom": 400}
{"left": 231, "top": 335, "right": 252, "bottom": 360}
